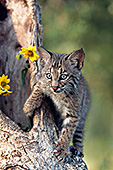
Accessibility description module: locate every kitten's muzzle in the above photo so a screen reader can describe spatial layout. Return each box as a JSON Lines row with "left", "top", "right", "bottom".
{"left": 51, "top": 86, "right": 64, "bottom": 93}
{"left": 51, "top": 86, "right": 58, "bottom": 91}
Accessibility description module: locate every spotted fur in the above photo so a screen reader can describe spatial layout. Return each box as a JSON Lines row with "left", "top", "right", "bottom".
{"left": 23, "top": 47, "right": 90, "bottom": 161}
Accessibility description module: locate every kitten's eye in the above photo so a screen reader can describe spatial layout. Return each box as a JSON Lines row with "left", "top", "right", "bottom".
{"left": 46, "top": 73, "right": 52, "bottom": 79}
{"left": 60, "top": 74, "right": 68, "bottom": 80}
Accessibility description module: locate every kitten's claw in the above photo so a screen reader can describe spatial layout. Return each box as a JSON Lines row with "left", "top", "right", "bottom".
{"left": 54, "top": 141, "right": 59, "bottom": 145}
{"left": 58, "top": 157, "right": 63, "bottom": 162}
{"left": 78, "top": 152, "right": 84, "bottom": 158}
{"left": 74, "top": 149, "right": 84, "bottom": 157}
{"left": 53, "top": 149, "right": 59, "bottom": 154}
{"left": 53, "top": 140, "right": 70, "bottom": 162}
{"left": 69, "top": 146, "right": 84, "bottom": 158}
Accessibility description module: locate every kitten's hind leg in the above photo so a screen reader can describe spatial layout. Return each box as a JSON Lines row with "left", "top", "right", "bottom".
{"left": 72, "top": 117, "right": 86, "bottom": 157}
{"left": 54, "top": 115, "right": 79, "bottom": 162}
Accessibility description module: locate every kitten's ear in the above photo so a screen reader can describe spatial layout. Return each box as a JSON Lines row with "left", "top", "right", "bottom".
{"left": 67, "top": 48, "right": 85, "bottom": 70}
{"left": 38, "top": 47, "right": 52, "bottom": 66}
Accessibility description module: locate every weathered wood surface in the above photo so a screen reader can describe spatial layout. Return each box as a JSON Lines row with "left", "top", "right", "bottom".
{"left": 0, "top": 0, "right": 43, "bottom": 129}
{"left": 0, "top": 0, "right": 88, "bottom": 169}
{"left": 0, "top": 109, "right": 88, "bottom": 170}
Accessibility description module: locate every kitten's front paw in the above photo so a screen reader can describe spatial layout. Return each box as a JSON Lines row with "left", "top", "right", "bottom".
{"left": 23, "top": 105, "right": 33, "bottom": 117}
{"left": 53, "top": 141, "right": 70, "bottom": 162}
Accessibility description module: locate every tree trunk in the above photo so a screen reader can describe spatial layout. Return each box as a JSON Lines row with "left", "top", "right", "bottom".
{"left": 0, "top": 0, "right": 88, "bottom": 169}
{"left": 0, "top": 0, "right": 43, "bottom": 129}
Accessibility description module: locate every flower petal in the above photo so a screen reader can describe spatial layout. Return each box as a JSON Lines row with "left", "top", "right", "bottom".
{"left": 3, "top": 90, "right": 12, "bottom": 96}
{"left": 20, "top": 50, "right": 28, "bottom": 55}
{"left": 6, "top": 78, "right": 10, "bottom": 83}
{"left": 29, "top": 56, "right": 37, "bottom": 62}
{"left": 5, "top": 84, "right": 10, "bottom": 90}
{"left": 1, "top": 74, "right": 5, "bottom": 81}
{"left": 32, "top": 46, "right": 36, "bottom": 51}
{"left": 3, "top": 92, "right": 9, "bottom": 96}
{"left": 28, "top": 45, "right": 33, "bottom": 51}
{"left": 0, "top": 88, "right": 7, "bottom": 93}
{"left": 2, "top": 74, "right": 5, "bottom": 78}
{"left": 33, "top": 52, "right": 39, "bottom": 57}
{"left": 23, "top": 54, "right": 29, "bottom": 59}
{"left": 21, "top": 47, "right": 28, "bottom": 51}
{"left": 16, "top": 55, "right": 19, "bottom": 59}
{"left": 5, "top": 75, "right": 8, "bottom": 79}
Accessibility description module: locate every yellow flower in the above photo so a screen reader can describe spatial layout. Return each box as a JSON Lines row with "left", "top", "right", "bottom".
{"left": 0, "top": 74, "right": 12, "bottom": 96}
{"left": 19, "top": 45, "right": 39, "bottom": 62}
{"left": 3, "top": 90, "right": 12, "bottom": 96}
{"left": 0, "top": 74, "right": 10, "bottom": 90}
{"left": 0, "top": 86, "right": 12, "bottom": 96}
{"left": 16, "top": 54, "right": 20, "bottom": 59}
{"left": 0, "top": 87, "right": 7, "bottom": 95}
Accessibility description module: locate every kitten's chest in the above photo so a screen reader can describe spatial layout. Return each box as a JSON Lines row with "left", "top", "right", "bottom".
{"left": 52, "top": 95, "right": 62, "bottom": 109}
{"left": 50, "top": 93, "right": 69, "bottom": 115}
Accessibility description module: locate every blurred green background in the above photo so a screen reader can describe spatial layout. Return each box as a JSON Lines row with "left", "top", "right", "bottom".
{"left": 38, "top": 0, "right": 113, "bottom": 169}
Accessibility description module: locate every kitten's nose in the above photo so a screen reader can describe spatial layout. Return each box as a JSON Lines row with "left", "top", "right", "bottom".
{"left": 51, "top": 86, "right": 58, "bottom": 91}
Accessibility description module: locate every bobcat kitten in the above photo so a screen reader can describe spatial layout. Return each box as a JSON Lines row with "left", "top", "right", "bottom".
{"left": 23, "top": 47, "right": 90, "bottom": 161}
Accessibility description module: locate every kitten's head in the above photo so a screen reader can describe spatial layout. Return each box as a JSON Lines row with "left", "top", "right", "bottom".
{"left": 38, "top": 47, "right": 85, "bottom": 94}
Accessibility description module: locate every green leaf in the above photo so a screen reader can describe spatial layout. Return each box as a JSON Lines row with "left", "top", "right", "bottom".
{"left": 16, "top": 53, "right": 23, "bottom": 59}
{"left": 23, "top": 117, "right": 32, "bottom": 132}
{"left": 21, "top": 67, "right": 28, "bottom": 87}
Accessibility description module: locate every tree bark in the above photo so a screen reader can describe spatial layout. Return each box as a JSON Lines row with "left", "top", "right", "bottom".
{"left": 0, "top": 0, "right": 43, "bottom": 129}
{"left": 0, "top": 0, "right": 88, "bottom": 169}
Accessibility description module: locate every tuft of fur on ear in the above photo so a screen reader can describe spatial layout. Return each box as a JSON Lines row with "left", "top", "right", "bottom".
{"left": 67, "top": 48, "right": 85, "bottom": 70}
{"left": 38, "top": 47, "right": 52, "bottom": 67}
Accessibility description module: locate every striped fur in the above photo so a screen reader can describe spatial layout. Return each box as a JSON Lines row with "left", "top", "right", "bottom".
{"left": 23, "top": 47, "right": 90, "bottom": 161}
